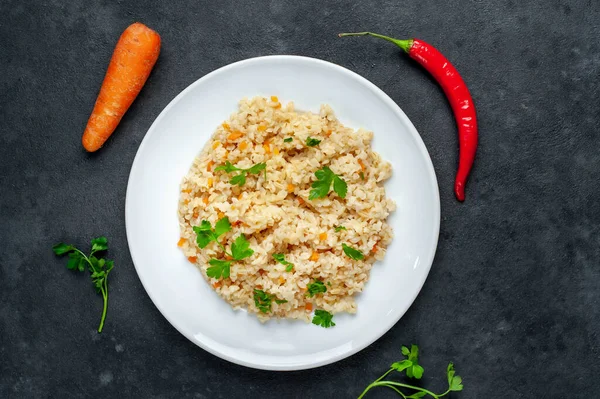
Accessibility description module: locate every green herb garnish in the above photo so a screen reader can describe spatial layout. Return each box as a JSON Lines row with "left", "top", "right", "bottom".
{"left": 308, "top": 166, "right": 348, "bottom": 200}
{"left": 334, "top": 225, "right": 347, "bottom": 232}
{"left": 273, "top": 253, "right": 294, "bottom": 272}
{"left": 359, "top": 171, "right": 365, "bottom": 180}
{"left": 312, "top": 309, "right": 335, "bottom": 328}
{"left": 342, "top": 243, "right": 364, "bottom": 260}
{"left": 214, "top": 161, "right": 267, "bottom": 186}
{"left": 306, "top": 136, "right": 321, "bottom": 147}
{"left": 358, "top": 344, "right": 463, "bottom": 399}
{"left": 284, "top": 137, "right": 293, "bottom": 143}
{"left": 193, "top": 218, "right": 254, "bottom": 279}
{"left": 52, "top": 237, "right": 114, "bottom": 333}
{"left": 253, "top": 289, "right": 287, "bottom": 313}
{"left": 306, "top": 280, "right": 327, "bottom": 297}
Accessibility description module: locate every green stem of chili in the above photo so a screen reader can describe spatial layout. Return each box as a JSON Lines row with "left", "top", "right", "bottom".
{"left": 338, "top": 32, "right": 413, "bottom": 53}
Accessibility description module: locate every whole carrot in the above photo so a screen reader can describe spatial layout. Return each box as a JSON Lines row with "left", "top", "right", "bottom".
{"left": 339, "top": 32, "right": 478, "bottom": 202}
{"left": 82, "top": 22, "right": 161, "bottom": 152}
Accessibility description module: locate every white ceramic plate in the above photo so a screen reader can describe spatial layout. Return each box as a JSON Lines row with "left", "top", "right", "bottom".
{"left": 125, "top": 55, "right": 440, "bottom": 371}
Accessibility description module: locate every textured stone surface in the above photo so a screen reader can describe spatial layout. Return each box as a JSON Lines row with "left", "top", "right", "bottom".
{"left": 1, "top": 0, "right": 599, "bottom": 398}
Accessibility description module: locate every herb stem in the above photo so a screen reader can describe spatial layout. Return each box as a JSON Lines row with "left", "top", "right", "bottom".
{"left": 358, "top": 381, "right": 441, "bottom": 399}
{"left": 375, "top": 368, "right": 394, "bottom": 382}
{"left": 98, "top": 281, "right": 108, "bottom": 333}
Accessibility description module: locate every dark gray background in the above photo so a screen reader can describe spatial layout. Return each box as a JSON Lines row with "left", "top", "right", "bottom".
{"left": 1, "top": 0, "right": 599, "bottom": 398}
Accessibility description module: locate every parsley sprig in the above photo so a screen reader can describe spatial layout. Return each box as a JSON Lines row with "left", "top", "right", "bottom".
{"left": 253, "top": 289, "right": 287, "bottom": 313}
{"left": 309, "top": 166, "right": 348, "bottom": 200}
{"left": 312, "top": 309, "right": 335, "bottom": 328}
{"left": 306, "top": 280, "right": 327, "bottom": 297}
{"left": 358, "top": 345, "right": 463, "bottom": 398}
{"left": 52, "top": 237, "right": 114, "bottom": 333}
{"left": 342, "top": 243, "right": 364, "bottom": 260}
{"left": 334, "top": 225, "right": 347, "bottom": 232}
{"left": 214, "top": 161, "right": 266, "bottom": 186}
{"left": 193, "top": 217, "right": 254, "bottom": 279}
{"left": 306, "top": 136, "right": 321, "bottom": 147}
{"left": 273, "top": 253, "right": 294, "bottom": 272}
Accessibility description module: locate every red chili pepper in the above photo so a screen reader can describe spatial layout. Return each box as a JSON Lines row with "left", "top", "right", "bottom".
{"left": 339, "top": 32, "right": 478, "bottom": 202}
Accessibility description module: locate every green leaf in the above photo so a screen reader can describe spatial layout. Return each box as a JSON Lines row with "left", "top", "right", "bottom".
{"left": 450, "top": 375, "right": 463, "bottom": 391}
{"left": 312, "top": 310, "right": 335, "bottom": 328}
{"left": 447, "top": 363, "right": 463, "bottom": 391}
{"left": 193, "top": 221, "right": 215, "bottom": 249}
{"left": 53, "top": 243, "right": 74, "bottom": 255}
{"left": 333, "top": 175, "right": 347, "bottom": 198}
{"left": 66, "top": 252, "right": 82, "bottom": 270}
{"left": 412, "top": 364, "right": 424, "bottom": 379}
{"left": 402, "top": 346, "right": 410, "bottom": 356}
{"left": 88, "top": 256, "right": 100, "bottom": 273}
{"left": 253, "top": 289, "right": 273, "bottom": 313}
{"left": 342, "top": 243, "right": 364, "bottom": 260}
{"left": 284, "top": 137, "right": 293, "bottom": 143}
{"left": 275, "top": 299, "right": 288, "bottom": 304}
{"left": 334, "top": 226, "right": 347, "bottom": 232}
{"left": 214, "top": 161, "right": 240, "bottom": 173}
{"left": 90, "top": 236, "right": 108, "bottom": 253}
{"left": 306, "top": 280, "right": 327, "bottom": 297}
{"left": 246, "top": 163, "right": 266, "bottom": 174}
{"left": 230, "top": 174, "right": 246, "bottom": 186}
{"left": 409, "top": 345, "right": 419, "bottom": 361}
{"left": 391, "top": 359, "right": 412, "bottom": 373}
{"left": 309, "top": 167, "right": 347, "bottom": 200}
{"left": 406, "top": 392, "right": 427, "bottom": 399}
{"left": 105, "top": 260, "right": 115, "bottom": 273}
{"left": 214, "top": 217, "right": 232, "bottom": 237}
{"left": 206, "top": 259, "right": 232, "bottom": 279}
{"left": 77, "top": 257, "right": 86, "bottom": 272}
{"left": 305, "top": 137, "right": 321, "bottom": 147}
{"left": 273, "top": 253, "right": 294, "bottom": 272}
{"left": 231, "top": 234, "right": 254, "bottom": 261}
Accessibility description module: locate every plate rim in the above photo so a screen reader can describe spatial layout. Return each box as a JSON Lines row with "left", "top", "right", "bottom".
{"left": 125, "top": 54, "right": 441, "bottom": 371}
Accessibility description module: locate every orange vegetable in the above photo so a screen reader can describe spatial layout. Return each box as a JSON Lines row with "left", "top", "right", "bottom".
{"left": 319, "top": 233, "right": 328, "bottom": 241}
{"left": 212, "top": 140, "right": 221, "bottom": 149}
{"left": 257, "top": 124, "right": 267, "bottom": 132}
{"left": 181, "top": 188, "right": 192, "bottom": 193}
{"left": 239, "top": 141, "right": 248, "bottom": 151}
{"left": 310, "top": 252, "right": 319, "bottom": 261}
{"left": 202, "top": 196, "right": 209, "bottom": 205}
{"left": 274, "top": 103, "right": 282, "bottom": 109}
{"left": 278, "top": 276, "right": 286, "bottom": 285}
{"left": 270, "top": 95, "right": 279, "bottom": 102}
{"left": 358, "top": 159, "right": 366, "bottom": 171}
{"left": 188, "top": 256, "right": 197, "bottom": 263}
{"left": 177, "top": 237, "right": 186, "bottom": 247}
{"left": 206, "top": 160, "right": 214, "bottom": 172}
{"left": 207, "top": 178, "right": 213, "bottom": 188}
{"left": 227, "top": 131, "right": 244, "bottom": 141}
{"left": 263, "top": 144, "right": 271, "bottom": 153}
{"left": 222, "top": 123, "right": 231, "bottom": 131}
{"left": 212, "top": 281, "right": 222, "bottom": 288}
{"left": 218, "top": 211, "right": 225, "bottom": 219}
{"left": 82, "top": 23, "right": 161, "bottom": 152}
{"left": 223, "top": 150, "right": 229, "bottom": 159}
{"left": 273, "top": 147, "right": 280, "bottom": 155}
{"left": 325, "top": 129, "right": 333, "bottom": 137}
{"left": 238, "top": 193, "right": 244, "bottom": 200}
{"left": 287, "top": 184, "right": 295, "bottom": 193}
{"left": 305, "top": 303, "right": 313, "bottom": 312}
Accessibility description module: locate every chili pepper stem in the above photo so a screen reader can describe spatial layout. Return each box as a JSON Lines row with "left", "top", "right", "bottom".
{"left": 338, "top": 32, "right": 413, "bottom": 53}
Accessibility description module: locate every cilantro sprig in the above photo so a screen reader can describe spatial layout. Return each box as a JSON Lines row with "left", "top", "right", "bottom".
{"left": 253, "top": 289, "right": 288, "bottom": 313}
{"left": 358, "top": 344, "right": 463, "bottom": 398}
{"left": 214, "top": 161, "right": 266, "bottom": 186}
{"left": 284, "top": 137, "right": 293, "bottom": 143}
{"left": 306, "top": 280, "right": 327, "bottom": 297}
{"left": 52, "top": 237, "right": 114, "bottom": 333}
{"left": 312, "top": 309, "right": 335, "bottom": 328}
{"left": 342, "top": 243, "right": 364, "bottom": 260}
{"left": 306, "top": 136, "right": 321, "bottom": 147}
{"left": 273, "top": 253, "right": 294, "bottom": 272}
{"left": 309, "top": 166, "right": 348, "bottom": 200}
{"left": 193, "top": 217, "right": 254, "bottom": 279}
{"left": 334, "top": 225, "right": 347, "bottom": 232}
